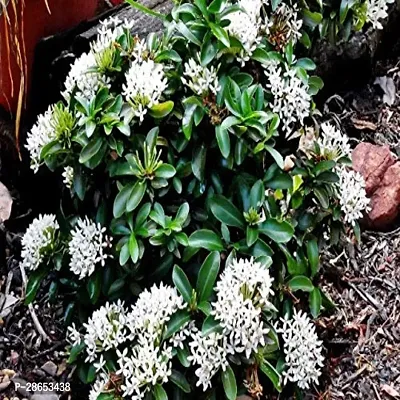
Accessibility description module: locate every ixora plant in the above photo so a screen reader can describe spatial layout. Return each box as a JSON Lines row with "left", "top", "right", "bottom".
{"left": 20, "top": 0, "right": 376, "bottom": 398}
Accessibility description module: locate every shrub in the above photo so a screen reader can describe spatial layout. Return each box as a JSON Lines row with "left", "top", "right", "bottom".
{"left": 21, "top": 0, "right": 376, "bottom": 398}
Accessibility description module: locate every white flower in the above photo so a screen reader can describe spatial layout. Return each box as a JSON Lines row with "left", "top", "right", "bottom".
{"left": 67, "top": 323, "right": 82, "bottom": 347}
{"left": 117, "top": 284, "right": 186, "bottom": 398}
{"left": 211, "top": 258, "right": 274, "bottom": 358}
{"left": 367, "top": 0, "right": 394, "bottom": 30}
{"left": 338, "top": 167, "right": 371, "bottom": 226}
{"left": 62, "top": 166, "right": 74, "bottom": 189}
{"left": 187, "top": 330, "right": 230, "bottom": 391}
{"left": 125, "top": 283, "right": 186, "bottom": 340}
{"left": 68, "top": 217, "right": 112, "bottom": 279}
{"left": 82, "top": 301, "right": 127, "bottom": 362}
{"left": 117, "top": 339, "right": 173, "bottom": 399}
{"left": 122, "top": 59, "right": 167, "bottom": 122}
{"left": 89, "top": 373, "right": 110, "bottom": 400}
{"left": 182, "top": 57, "right": 220, "bottom": 96}
{"left": 277, "top": 310, "right": 324, "bottom": 390}
{"left": 25, "top": 106, "right": 56, "bottom": 173}
{"left": 224, "top": 0, "right": 265, "bottom": 64}
{"left": 264, "top": 60, "right": 311, "bottom": 135}
{"left": 63, "top": 52, "right": 111, "bottom": 102}
{"left": 94, "top": 354, "right": 107, "bottom": 372}
{"left": 268, "top": 3, "right": 303, "bottom": 48}
{"left": 317, "top": 122, "right": 352, "bottom": 161}
{"left": 20, "top": 214, "right": 59, "bottom": 271}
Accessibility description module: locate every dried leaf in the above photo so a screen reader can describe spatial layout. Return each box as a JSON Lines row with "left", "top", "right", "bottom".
{"left": 0, "top": 182, "right": 12, "bottom": 223}
{"left": 381, "top": 384, "right": 400, "bottom": 398}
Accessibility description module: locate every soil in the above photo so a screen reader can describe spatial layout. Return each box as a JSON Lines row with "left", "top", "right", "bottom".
{"left": 1, "top": 4, "right": 400, "bottom": 400}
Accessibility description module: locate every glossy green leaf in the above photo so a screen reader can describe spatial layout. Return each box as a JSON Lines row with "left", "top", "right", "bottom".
{"left": 189, "top": 230, "right": 224, "bottom": 251}
{"left": 260, "top": 360, "right": 282, "bottom": 392}
{"left": 307, "top": 239, "right": 319, "bottom": 278}
{"left": 149, "top": 101, "right": 174, "bottom": 118}
{"left": 288, "top": 276, "right": 314, "bottom": 293}
{"left": 126, "top": 181, "right": 146, "bottom": 212}
{"left": 25, "top": 268, "right": 48, "bottom": 305}
{"left": 259, "top": 219, "right": 294, "bottom": 243}
{"left": 163, "top": 310, "right": 191, "bottom": 339}
{"left": 309, "top": 287, "right": 322, "bottom": 318}
{"left": 196, "top": 251, "right": 220, "bottom": 303}
{"left": 216, "top": 125, "right": 231, "bottom": 158}
{"left": 209, "top": 195, "right": 246, "bottom": 229}
{"left": 153, "top": 384, "right": 168, "bottom": 400}
{"left": 172, "top": 265, "right": 193, "bottom": 304}
{"left": 79, "top": 137, "right": 104, "bottom": 164}
{"left": 221, "top": 365, "right": 237, "bottom": 400}
{"left": 170, "top": 370, "right": 191, "bottom": 393}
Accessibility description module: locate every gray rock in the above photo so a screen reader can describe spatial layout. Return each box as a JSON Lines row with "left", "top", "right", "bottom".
{"left": 40, "top": 361, "right": 57, "bottom": 377}
{"left": 11, "top": 375, "right": 29, "bottom": 398}
{"left": 31, "top": 394, "right": 59, "bottom": 400}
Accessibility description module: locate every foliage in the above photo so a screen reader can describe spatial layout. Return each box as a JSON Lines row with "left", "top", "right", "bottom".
{"left": 20, "top": 0, "right": 375, "bottom": 398}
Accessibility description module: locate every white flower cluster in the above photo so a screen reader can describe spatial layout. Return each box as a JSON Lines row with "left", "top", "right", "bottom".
{"left": 89, "top": 373, "right": 110, "bottom": 400}
{"left": 26, "top": 106, "right": 56, "bottom": 173}
{"left": 67, "top": 301, "right": 127, "bottom": 363}
{"left": 63, "top": 52, "right": 111, "bottom": 103}
{"left": 277, "top": 310, "right": 324, "bottom": 390}
{"left": 268, "top": 3, "right": 303, "bottom": 48}
{"left": 20, "top": 214, "right": 59, "bottom": 271}
{"left": 224, "top": 0, "right": 265, "bottom": 64}
{"left": 92, "top": 16, "right": 134, "bottom": 54}
{"left": 122, "top": 59, "right": 168, "bottom": 122}
{"left": 117, "top": 283, "right": 186, "bottom": 398}
{"left": 68, "top": 217, "right": 112, "bottom": 279}
{"left": 338, "top": 167, "right": 371, "bottom": 226}
{"left": 62, "top": 166, "right": 74, "bottom": 189}
{"left": 317, "top": 122, "right": 351, "bottom": 161}
{"left": 182, "top": 57, "right": 220, "bottom": 96}
{"left": 367, "top": 0, "right": 394, "bottom": 30}
{"left": 264, "top": 61, "right": 311, "bottom": 135}
{"left": 189, "top": 258, "right": 275, "bottom": 391}
{"left": 188, "top": 330, "right": 230, "bottom": 391}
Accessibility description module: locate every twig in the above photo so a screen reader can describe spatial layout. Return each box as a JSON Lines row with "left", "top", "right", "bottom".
{"left": 342, "top": 364, "right": 368, "bottom": 386}
{"left": 18, "top": 262, "right": 50, "bottom": 342}
{"left": 372, "top": 383, "right": 382, "bottom": 400}
{"left": 347, "top": 281, "right": 383, "bottom": 311}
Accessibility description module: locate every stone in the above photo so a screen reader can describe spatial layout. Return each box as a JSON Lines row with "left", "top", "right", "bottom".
{"left": 41, "top": 360, "right": 57, "bottom": 377}
{"left": 368, "top": 163, "right": 400, "bottom": 229}
{"left": 31, "top": 394, "right": 59, "bottom": 400}
{"left": 352, "top": 143, "right": 395, "bottom": 195}
{"left": 352, "top": 143, "right": 400, "bottom": 229}
{"left": 11, "top": 375, "right": 29, "bottom": 398}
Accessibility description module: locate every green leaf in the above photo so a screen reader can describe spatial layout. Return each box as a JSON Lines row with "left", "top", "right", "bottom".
{"left": 209, "top": 195, "right": 246, "bottom": 229}
{"left": 202, "top": 315, "right": 222, "bottom": 336}
{"left": 170, "top": 370, "right": 191, "bottom": 393}
{"left": 309, "top": 287, "right": 322, "bottom": 318}
{"left": 250, "top": 180, "right": 265, "bottom": 208}
{"left": 259, "top": 219, "right": 294, "bottom": 243}
{"left": 192, "top": 145, "right": 207, "bottom": 181}
{"left": 153, "top": 384, "right": 168, "bottom": 400}
{"left": 77, "top": 364, "right": 96, "bottom": 384}
{"left": 265, "top": 145, "right": 284, "bottom": 169}
{"left": 196, "top": 251, "right": 220, "bottom": 303}
{"left": 129, "top": 233, "right": 139, "bottom": 263}
{"left": 87, "top": 269, "right": 102, "bottom": 304}
{"left": 201, "top": 39, "right": 218, "bottom": 66}
{"left": 189, "top": 230, "right": 224, "bottom": 251}
{"left": 107, "top": 278, "right": 125, "bottom": 296}
{"left": 314, "top": 187, "right": 329, "bottom": 209}
{"left": 163, "top": 310, "right": 191, "bottom": 339}
{"left": 149, "top": 101, "right": 174, "bottom": 118}
{"left": 67, "top": 342, "right": 85, "bottom": 364}
{"left": 79, "top": 137, "right": 104, "bottom": 164}
{"left": 221, "top": 365, "right": 237, "bottom": 400}
{"left": 25, "top": 268, "right": 48, "bottom": 305}
{"left": 259, "top": 360, "right": 282, "bottom": 392}
{"left": 307, "top": 239, "right": 319, "bottom": 278}
{"left": 177, "top": 346, "right": 191, "bottom": 368}
{"left": 216, "top": 125, "right": 231, "bottom": 158}
{"left": 125, "top": 0, "right": 166, "bottom": 19}
{"left": 176, "top": 21, "right": 201, "bottom": 46}
{"left": 209, "top": 22, "right": 230, "bottom": 47}
{"left": 113, "top": 183, "right": 133, "bottom": 218}
{"left": 208, "top": 0, "right": 224, "bottom": 13}
{"left": 126, "top": 181, "right": 146, "bottom": 212}
{"left": 296, "top": 58, "right": 316, "bottom": 71}
{"left": 246, "top": 226, "right": 259, "bottom": 247}
{"left": 172, "top": 265, "right": 193, "bottom": 304}
{"left": 155, "top": 164, "right": 176, "bottom": 179}
{"left": 288, "top": 276, "right": 314, "bottom": 293}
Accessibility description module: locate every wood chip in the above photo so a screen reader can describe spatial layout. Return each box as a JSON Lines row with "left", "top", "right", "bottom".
{"left": 351, "top": 118, "right": 377, "bottom": 131}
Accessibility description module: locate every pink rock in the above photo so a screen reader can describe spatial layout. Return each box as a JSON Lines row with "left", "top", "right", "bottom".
{"left": 368, "top": 163, "right": 400, "bottom": 229}
{"left": 352, "top": 143, "right": 395, "bottom": 196}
